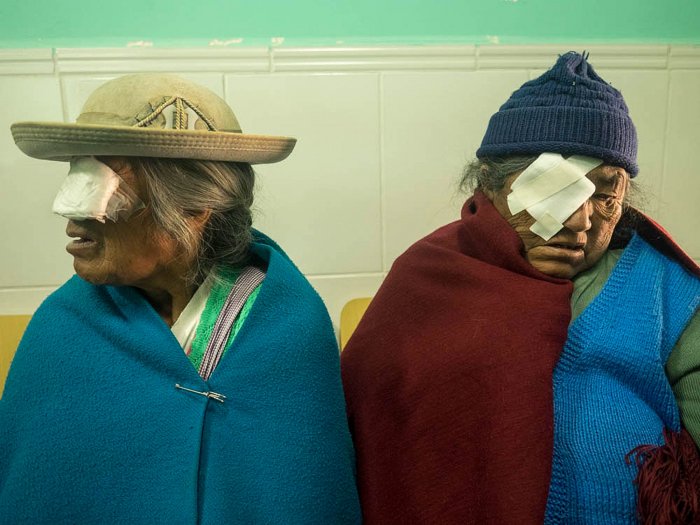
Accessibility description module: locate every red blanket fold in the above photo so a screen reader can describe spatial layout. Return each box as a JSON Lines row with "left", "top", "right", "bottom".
{"left": 342, "top": 192, "right": 573, "bottom": 524}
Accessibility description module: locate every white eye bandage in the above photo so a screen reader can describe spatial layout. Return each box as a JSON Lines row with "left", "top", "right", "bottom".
{"left": 507, "top": 153, "right": 603, "bottom": 241}
{"left": 52, "top": 157, "right": 145, "bottom": 223}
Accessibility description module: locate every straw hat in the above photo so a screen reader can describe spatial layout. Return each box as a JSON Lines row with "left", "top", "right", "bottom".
{"left": 11, "top": 73, "right": 296, "bottom": 164}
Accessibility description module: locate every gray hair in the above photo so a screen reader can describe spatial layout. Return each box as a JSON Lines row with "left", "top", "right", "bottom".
{"left": 460, "top": 155, "right": 640, "bottom": 208}
{"left": 129, "top": 157, "right": 255, "bottom": 284}
{"left": 460, "top": 156, "right": 538, "bottom": 193}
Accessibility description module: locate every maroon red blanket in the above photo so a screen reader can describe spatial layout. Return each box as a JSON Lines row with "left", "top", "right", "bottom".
{"left": 342, "top": 192, "right": 572, "bottom": 524}
{"left": 341, "top": 191, "right": 699, "bottom": 524}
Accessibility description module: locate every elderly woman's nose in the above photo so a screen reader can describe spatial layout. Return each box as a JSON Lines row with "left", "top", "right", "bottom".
{"left": 563, "top": 199, "right": 593, "bottom": 232}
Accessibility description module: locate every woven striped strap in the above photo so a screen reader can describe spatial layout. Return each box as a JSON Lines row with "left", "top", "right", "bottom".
{"left": 198, "top": 266, "right": 266, "bottom": 381}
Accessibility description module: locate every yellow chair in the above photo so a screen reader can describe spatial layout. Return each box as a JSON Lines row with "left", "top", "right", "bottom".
{"left": 0, "top": 315, "right": 31, "bottom": 396}
{"left": 339, "top": 298, "right": 373, "bottom": 350}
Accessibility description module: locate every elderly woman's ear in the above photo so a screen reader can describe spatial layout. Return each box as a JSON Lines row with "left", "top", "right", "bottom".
{"left": 176, "top": 208, "right": 212, "bottom": 263}
{"left": 189, "top": 208, "right": 213, "bottom": 232}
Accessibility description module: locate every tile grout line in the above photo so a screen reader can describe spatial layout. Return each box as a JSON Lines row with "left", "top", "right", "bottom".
{"left": 55, "top": 49, "right": 72, "bottom": 123}
{"left": 656, "top": 46, "right": 674, "bottom": 218}
{"left": 0, "top": 286, "right": 60, "bottom": 292}
{"left": 306, "top": 272, "right": 387, "bottom": 280}
{"left": 378, "top": 71, "right": 387, "bottom": 272}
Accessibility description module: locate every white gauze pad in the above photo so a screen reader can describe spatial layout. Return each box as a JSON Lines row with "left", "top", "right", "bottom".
{"left": 52, "top": 157, "right": 145, "bottom": 223}
{"left": 507, "top": 153, "right": 602, "bottom": 241}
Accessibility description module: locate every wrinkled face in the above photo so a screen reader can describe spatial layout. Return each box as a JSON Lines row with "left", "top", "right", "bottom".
{"left": 486, "top": 164, "right": 629, "bottom": 279}
{"left": 64, "top": 157, "right": 183, "bottom": 288}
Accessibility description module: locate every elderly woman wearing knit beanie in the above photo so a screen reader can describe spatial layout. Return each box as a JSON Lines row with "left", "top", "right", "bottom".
{"left": 342, "top": 52, "right": 700, "bottom": 525}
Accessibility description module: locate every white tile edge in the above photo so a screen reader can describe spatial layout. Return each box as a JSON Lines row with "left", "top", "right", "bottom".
{"left": 272, "top": 45, "right": 477, "bottom": 71}
{"left": 0, "top": 287, "right": 57, "bottom": 315}
{"left": 477, "top": 45, "right": 670, "bottom": 69}
{"left": 54, "top": 47, "right": 271, "bottom": 73}
{"left": 2, "top": 45, "right": 696, "bottom": 76}
{"left": 669, "top": 46, "right": 700, "bottom": 69}
{"left": 0, "top": 48, "right": 54, "bottom": 74}
{"left": 305, "top": 272, "right": 386, "bottom": 280}
{"left": 54, "top": 47, "right": 270, "bottom": 58}
{"left": 0, "top": 49, "right": 53, "bottom": 60}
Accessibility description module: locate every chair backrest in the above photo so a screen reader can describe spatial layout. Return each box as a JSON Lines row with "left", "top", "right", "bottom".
{"left": 0, "top": 315, "right": 31, "bottom": 396}
{"left": 339, "top": 297, "right": 373, "bottom": 350}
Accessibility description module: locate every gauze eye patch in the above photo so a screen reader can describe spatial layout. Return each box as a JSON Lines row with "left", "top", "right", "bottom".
{"left": 507, "top": 153, "right": 603, "bottom": 241}
{"left": 52, "top": 157, "right": 145, "bottom": 223}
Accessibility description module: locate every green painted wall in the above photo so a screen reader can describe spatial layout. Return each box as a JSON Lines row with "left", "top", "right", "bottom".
{"left": 1, "top": 0, "right": 699, "bottom": 48}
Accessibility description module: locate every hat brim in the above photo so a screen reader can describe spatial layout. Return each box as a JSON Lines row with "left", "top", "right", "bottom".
{"left": 11, "top": 122, "right": 297, "bottom": 164}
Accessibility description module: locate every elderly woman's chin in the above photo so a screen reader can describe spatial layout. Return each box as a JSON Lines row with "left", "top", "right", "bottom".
{"left": 71, "top": 257, "right": 116, "bottom": 286}
{"left": 67, "top": 244, "right": 121, "bottom": 285}
{"left": 68, "top": 236, "right": 179, "bottom": 288}
{"left": 525, "top": 245, "right": 593, "bottom": 279}
{"left": 66, "top": 243, "right": 107, "bottom": 283}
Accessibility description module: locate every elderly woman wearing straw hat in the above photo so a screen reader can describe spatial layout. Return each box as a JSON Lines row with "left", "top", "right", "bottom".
{"left": 0, "top": 74, "right": 361, "bottom": 524}
{"left": 342, "top": 52, "right": 700, "bottom": 524}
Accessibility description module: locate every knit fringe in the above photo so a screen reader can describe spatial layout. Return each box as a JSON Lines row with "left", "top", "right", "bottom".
{"left": 625, "top": 428, "right": 700, "bottom": 525}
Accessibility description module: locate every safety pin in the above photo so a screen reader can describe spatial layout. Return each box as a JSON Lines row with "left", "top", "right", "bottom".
{"left": 175, "top": 383, "right": 227, "bottom": 403}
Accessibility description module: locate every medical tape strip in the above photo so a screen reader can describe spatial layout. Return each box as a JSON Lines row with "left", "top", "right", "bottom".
{"left": 530, "top": 212, "right": 564, "bottom": 240}
{"left": 52, "top": 156, "right": 145, "bottom": 223}
{"left": 507, "top": 153, "right": 602, "bottom": 241}
{"left": 508, "top": 159, "right": 584, "bottom": 214}
{"left": 507, "top": 153, "right": 564, "bottom": 214}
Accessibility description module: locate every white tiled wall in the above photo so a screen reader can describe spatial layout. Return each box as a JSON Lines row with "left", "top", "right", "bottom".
{"left": 0, "top": 75, "right": 69, "bottom": 290}
{"left": 225, "top": 73, "right": 383, "bottom": 275}
{"left": 1, "top": 45, "right": 699, "bottom": 330}
{"left": 661, "top": 70, "right": 700, "bottom": 258}
{"left": 381, "top": 70, "right": 530, "bottom": 264}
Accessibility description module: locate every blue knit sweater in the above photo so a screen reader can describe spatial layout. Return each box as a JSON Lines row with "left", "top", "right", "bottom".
{"left": 544, "top": 234, "right": 700, "bottom": 524}
{"left": 0, "top": 232, "right": 361, "bottom": 525}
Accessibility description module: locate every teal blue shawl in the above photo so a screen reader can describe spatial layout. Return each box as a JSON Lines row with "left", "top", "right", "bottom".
{"left": 0, "top": 232, "right": 361, "bottom": 524}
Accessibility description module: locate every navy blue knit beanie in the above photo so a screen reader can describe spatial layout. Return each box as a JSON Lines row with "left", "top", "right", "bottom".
{"left": 477, "top": 52, "right": 639, "bottom": 176}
